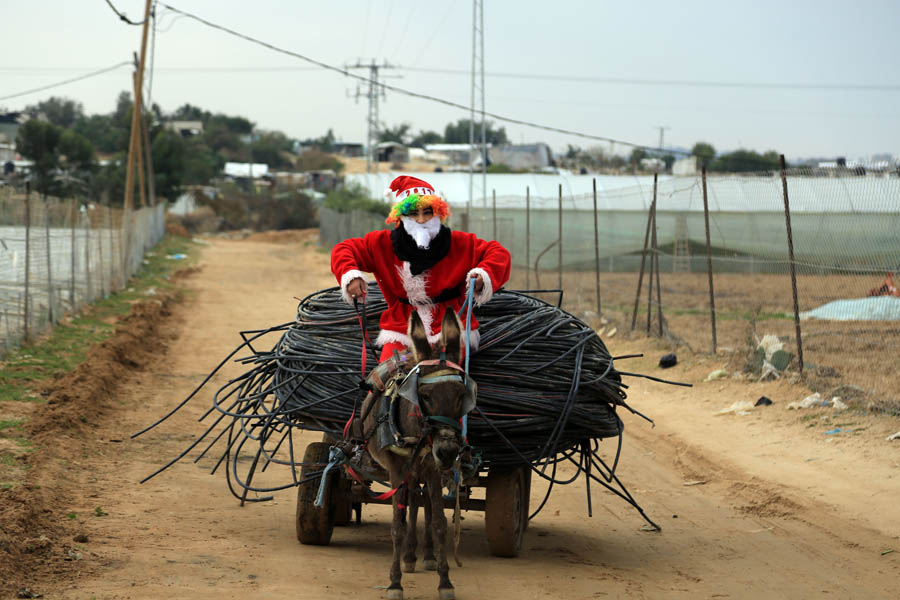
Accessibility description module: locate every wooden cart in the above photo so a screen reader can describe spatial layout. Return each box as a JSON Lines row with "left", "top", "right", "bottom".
{"left": 295, "top": 440, "right": 532, "bottom": 557}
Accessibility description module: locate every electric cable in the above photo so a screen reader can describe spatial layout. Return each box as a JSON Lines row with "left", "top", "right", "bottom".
{"left": 104, "top": 0, "right": 145, "bottom": 25}
{"left": 0, "top": 61, "right": 132, "bottom": 102}
{"left": 136, "top": 286, "right": 681, "bottom": 529}
{"left": 155, "top": 2, "right": 684, "bottom": 154}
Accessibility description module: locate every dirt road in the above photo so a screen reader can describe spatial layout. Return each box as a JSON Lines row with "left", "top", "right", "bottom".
{"left": 35, "top": 232, "right": 899, "bottom": 599}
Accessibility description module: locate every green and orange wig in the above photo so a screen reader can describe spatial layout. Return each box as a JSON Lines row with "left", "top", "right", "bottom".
{"left": 384, "top": 175, "right": 451, "bottom": 225}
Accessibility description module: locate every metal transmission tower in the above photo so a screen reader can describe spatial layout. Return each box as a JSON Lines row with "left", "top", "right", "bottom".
{"left": 347, "top": 60, "right": 398, "bottom": 173}
{"left": 655, "top": 125, "right": 671, "bottom": 151}
{"left": 469, "top": 0, "right": 487, "bottom": 214}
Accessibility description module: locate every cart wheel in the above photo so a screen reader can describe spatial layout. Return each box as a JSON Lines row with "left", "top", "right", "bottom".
{"left": 296, "top": 442, "right": 335, "bottom": 545}
{"left": 485, "top": 465, "right": 529, "bottom": 557}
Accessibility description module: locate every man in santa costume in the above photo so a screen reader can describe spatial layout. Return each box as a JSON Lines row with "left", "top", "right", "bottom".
{"left": 331, "top": 175, "right": 511, "bottom": 363}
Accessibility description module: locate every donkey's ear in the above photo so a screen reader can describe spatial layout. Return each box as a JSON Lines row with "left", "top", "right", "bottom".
{"left": 408, "top": 311, "right": 432, "bottom": 361}
{"left": 439, "top": 309, "right": 463, "bottom": 365}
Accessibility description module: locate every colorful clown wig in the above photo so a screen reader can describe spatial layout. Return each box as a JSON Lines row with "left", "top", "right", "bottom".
{"left": 384, "top": 175, "right": 451, "bottom": 225}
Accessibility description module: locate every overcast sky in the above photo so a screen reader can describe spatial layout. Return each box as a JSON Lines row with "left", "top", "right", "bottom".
{"left": 3, "top": 0, "right": 899, "bottom": 160}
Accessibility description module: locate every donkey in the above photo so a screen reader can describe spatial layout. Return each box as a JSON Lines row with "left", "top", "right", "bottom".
{"left": 361, "top": 308, "right": 473, "bottom": 600}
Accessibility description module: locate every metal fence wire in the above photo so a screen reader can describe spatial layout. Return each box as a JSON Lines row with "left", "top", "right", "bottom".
{"left": 0, "top": 185, "right": 166, "bottom": 355}
{"left": 320, "top": 168, "right": 900, "bottom": 411}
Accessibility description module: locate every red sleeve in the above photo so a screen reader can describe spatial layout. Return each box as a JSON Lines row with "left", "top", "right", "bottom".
{"left": 330, "top": 230, "right": 382, "bottom": 303}
{"left": 466, "top": 235, "right": 511, "bottom": 305}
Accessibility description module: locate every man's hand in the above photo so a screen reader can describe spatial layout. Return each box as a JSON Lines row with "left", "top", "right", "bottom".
{"left": 347, "top": 277, "right": 367, "bottom": 300}
{"left": 472, "top": 273, "right": 484, "bottom": 294}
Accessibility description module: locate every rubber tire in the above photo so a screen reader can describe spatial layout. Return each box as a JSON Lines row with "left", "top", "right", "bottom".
{"left": 485, "top": 466, "right": 529, "bottom": 557}
{"left": 296, "top": 442, "right": 336, "bottom": 545}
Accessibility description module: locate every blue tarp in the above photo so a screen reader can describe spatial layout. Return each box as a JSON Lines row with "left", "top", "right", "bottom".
{"left": 800, "top": 296, "right": 900, "bottom": 321}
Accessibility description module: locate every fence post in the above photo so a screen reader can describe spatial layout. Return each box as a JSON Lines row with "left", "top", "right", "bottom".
{"left": 84, "top": 209, "right": 92, "bottom": 303}
{"left": 557, "top": 183, "right": 563, "bottom": 291}
{"left": 652, "top": 192, "right": 663, "bottom": 337}
{"left": 44, "top": 198, "right": 54, "bottom": 324}
{"left": 97, "top": 207, "right": 105, "bottom": 298}
{"left": 646, "top": 188, "right": 656, "bottom": 334}
{"left": 780, "top": 155, "right": 804, "bottom": 373}
{"left": 70, "top": 199, "right": 76, "bottom": 310}
{"left": 593, "top": 178, "right": 601, "bottom": 316}
{"left": 24, "top": 183, "right": 31, "bottom": 341}
{"left": 492, "top": 188, "right": 497, "bottom": 240}
{"left": 630, "top": 190, "right": 655, "bottom": 330}
{"left": 701, "top": 167, "right": 718, "bottom": 354}
{"left": 525, "top": 186, "right": 531, "bottom": 289}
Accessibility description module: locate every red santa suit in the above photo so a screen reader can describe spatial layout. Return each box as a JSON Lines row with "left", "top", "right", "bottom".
{"left": 331, "top": 228, "right": 510, "bottom": 360}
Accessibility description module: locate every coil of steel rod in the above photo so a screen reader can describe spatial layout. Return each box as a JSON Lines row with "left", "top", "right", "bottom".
{"left": 136, "top": 284, "right": 676, "bottom": 527}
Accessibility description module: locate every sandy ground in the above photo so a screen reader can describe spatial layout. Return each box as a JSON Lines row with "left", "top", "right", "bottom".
{"left": 19, "top": 231, "right": 900, "bottom": 599}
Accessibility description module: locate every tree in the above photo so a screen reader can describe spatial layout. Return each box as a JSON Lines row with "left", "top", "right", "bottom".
{"left": 251, "top": 130, "right": 293, "bottom": 169}
{"left": 410, "top": 130, "right": 442, "bottom": 147}
{"left": 443, "top": 119, "right": 508, "bottom": 145}
{"left": 171, "top": 103, "right": 211, "bottom": 123}
{"left": 73, "top": 114, "right": 126, "bottom": 154}
{"left": 629, "top": 147, "right": 647, "bottom": 167}
{"left": 25, "top": 96, "right": 84, "bottom": 129}
{"left": 378, "top": 123, "right": 412, "bottom": 145}
{"left": 709, "top": 149, "right": 780, "bottom": 173}
{"left": 150, "top": 129, "right": 187, "bottom": 201}
{"left": 16, "top": 119, "right": 62, "bottom": 195}
{"left": 691, "top": 142, "right": 716, "bottom": 167}
{"left": 302, "top": 129, "right": 336, "bottom": 152}
{"left": 180, "top": 137, "right": 221, "bottom": 185}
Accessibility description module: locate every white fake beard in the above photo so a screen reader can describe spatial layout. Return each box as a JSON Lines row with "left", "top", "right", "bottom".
{"left": 401, "top": 216, "right": 442, "bottom": 249}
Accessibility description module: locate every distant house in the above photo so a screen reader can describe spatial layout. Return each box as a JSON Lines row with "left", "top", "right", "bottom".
{"left": 165, "top": 120, "right": 204, "bottom": 137}
{"left": 376, "top": 141, "right": 409, "bottom": 163}
{"left": 332, "top": 142, "right": 364, "bottom": 157}
{"left": 223, "top": 162, "right": 269, "bottom": 178}
{"left": 0, "top": 112, "right": 28, "bottom": 158}
{"left": 488, "top": 143, "right": 553, "bottom": 170}
{"left": 424, "top": 143, "right": 492, "bottom": 166}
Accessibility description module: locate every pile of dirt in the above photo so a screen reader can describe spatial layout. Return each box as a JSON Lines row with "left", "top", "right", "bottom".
{"left": 0, "top": 295, "right": 178, "bottom": 597}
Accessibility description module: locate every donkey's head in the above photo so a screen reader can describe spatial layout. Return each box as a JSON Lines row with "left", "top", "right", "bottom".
{"left": 404, "top": 309, "right": 474, "bottom": 471}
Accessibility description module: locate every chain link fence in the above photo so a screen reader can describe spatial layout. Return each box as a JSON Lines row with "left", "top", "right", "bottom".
{"left": 0, "top": 184, "right": 166, "bottom": 355}
{"left": 320, "top": 169, "right": 900, "bottom": 411}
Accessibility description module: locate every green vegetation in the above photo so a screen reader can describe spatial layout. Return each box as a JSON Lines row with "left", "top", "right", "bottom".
{"left": 323, "top": 183, "right": 389, "bottom": 216}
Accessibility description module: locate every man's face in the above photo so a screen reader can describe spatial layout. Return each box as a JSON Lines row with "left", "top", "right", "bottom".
{"left": 411, "top": 206, "right": 434, "bottom": 224}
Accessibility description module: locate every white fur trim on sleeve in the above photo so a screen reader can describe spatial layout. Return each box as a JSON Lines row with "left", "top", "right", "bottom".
{"left": 375, "top": 329, "right": 410, "bottom": 348}
{"left": 466, "top": 267, "right": 493, "bottom": 305}
{"left": 340, "top": 270, "right": 369, "bottom": 305}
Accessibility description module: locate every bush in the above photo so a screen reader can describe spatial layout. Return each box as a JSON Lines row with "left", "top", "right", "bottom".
{"left": 186, "top": 184, "right": 318, "bottom": 231}
{"left": 323, "top": 183, "right": 389, "bottom": 216}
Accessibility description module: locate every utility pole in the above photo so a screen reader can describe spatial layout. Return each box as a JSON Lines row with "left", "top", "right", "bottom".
{"left": 347, "top": 60, "right": 398, "bottom": 174}
{"left": 469, "top": 0, "right": 486, "bottom": 211}
{"left": 655, "top": 125, "right": 671, "bottom": 151}
{"left": 122, "top": 0, "right": 153, "bottom": 274}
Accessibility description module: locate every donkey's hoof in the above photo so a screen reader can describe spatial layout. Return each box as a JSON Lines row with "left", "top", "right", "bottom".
{"left": 423, "top": 559, "right": 437, "bottom": 571}
{"left": 386, "top": 588, "right": 403, "bottom": 600}
{"left": 438, "top": 587, "right": 456, "bottom": 600}
{"left": 402, "top": 562, "right": 416, "bottom": 573}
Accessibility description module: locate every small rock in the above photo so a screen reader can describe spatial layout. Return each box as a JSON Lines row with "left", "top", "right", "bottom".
{"left": 659, "top": 353, "right": 677, "bottom": 368}
{"left": 886, "top": 431, "right": 900, "bottom": 441}
{"left": 72, "top": 534, "right": 89, "bottom": 543}
{"left": 596, "top": 327, "right": 605, "bottom": 337}
{"left": 755, "top": 396, "right": 773, "bottom": 407}
{"left": 606, "top": 327, "right": 617, "bottom": 338}
{"left": 831, "top": 397, "right": 848, "bottom": 411}
{"left": 705, "top": 368, "right": 728, "bottom": 381}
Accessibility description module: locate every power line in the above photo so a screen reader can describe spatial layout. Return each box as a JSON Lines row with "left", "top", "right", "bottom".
{"left": 0, "top": 61, "right": 132, "bottom": 102}
{"left": 399, "top": 65, "right": 900, "bottom": 92}
{"left": 104, "top": 0, "right": 145, "bottom": 25}
{"left": 156, "top": 2, "right": 677, "bottom": 154}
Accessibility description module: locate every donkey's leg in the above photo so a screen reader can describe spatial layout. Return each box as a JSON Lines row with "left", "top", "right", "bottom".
{"left": 422, "top": 484, "right": 437, "bottom": 571}
{"left": 387, "top": 470, "right": 408, "bottom": 600}
{"left": 402, "top": 483, "right": 419, "bottom": 572}
{"left": 428, "top": 476, "right": 454, "bottom": 600}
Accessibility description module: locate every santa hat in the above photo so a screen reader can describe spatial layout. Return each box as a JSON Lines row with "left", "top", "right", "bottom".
{"left": 384, "top": 175, "right": 450, "bottom": 225}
